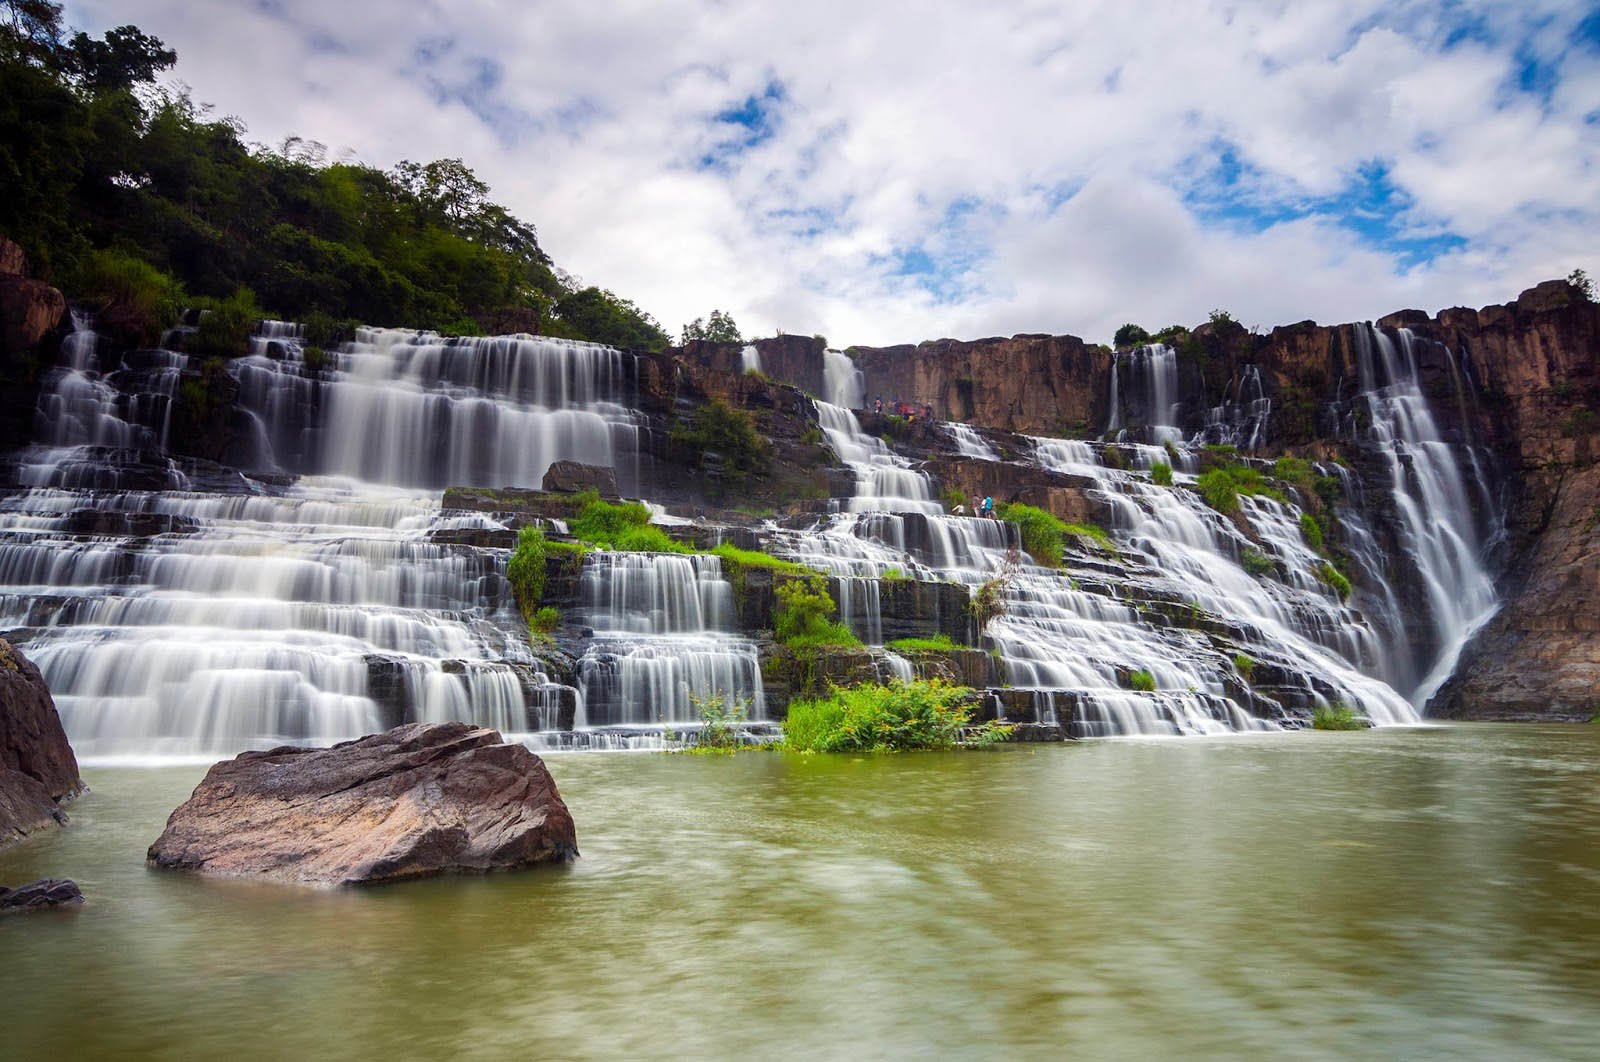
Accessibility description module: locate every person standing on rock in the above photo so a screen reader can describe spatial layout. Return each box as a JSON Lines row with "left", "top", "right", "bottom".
{"left": 981, "top": 495, "right": 994, "bottom": 517}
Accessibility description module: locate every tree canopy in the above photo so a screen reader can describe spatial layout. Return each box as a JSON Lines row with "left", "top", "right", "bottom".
{"left": 0, "top": 1, "right": 669, "bottom": 348}
{"left": 681, "top": 309, "right": 742, "bottom": 344}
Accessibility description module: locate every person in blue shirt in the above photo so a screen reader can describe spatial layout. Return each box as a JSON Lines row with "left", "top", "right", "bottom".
{"left": 981, "top": 495, "right": 994, "bottom": 516}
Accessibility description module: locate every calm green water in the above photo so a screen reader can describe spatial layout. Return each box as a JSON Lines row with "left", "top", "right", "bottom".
{"left": 5, "top": 725, "right": 1600, "bottom": 1059}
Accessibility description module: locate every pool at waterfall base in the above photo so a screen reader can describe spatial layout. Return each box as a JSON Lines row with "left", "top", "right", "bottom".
{"left": 5, "top": 724, "right": 1600, "bottom": 1059}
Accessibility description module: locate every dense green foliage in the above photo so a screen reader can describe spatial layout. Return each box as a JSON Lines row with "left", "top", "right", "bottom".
{"left": 567, "top": 492, "right": 690, "bottom": 553}
{"left": 505, "top": 526, "right": 547, "bottom": 623}
{"left": 1232, "top": 653, "right": 1256, "bottom": 682}
{"left": 1272, "top": 456, "right": 1315, "bottom": 492}
{"left": 0, "top": 4, "right": 666, "bottom": 345}
{"left": 1311, "top": 704, "right": 1365, "bottom": 730}
{"left": 680, "top": 309, "right": 742, "bottom": 344}
{"left": 709, "top": 542, "right": 811, "bottom": 576}
{"left": 670, "top": 398, "right": 771, "bottom": 487}
{"left": 782, "top": 679, "right": 1003, "bottom": 752}
{"left": 1113, "top": 323, "right": 1150, "bottom": 347}
{"left": 1150, "top": 460, "right": 1173, "bottom": 486}
{"left": 1128, "top": 669, "right": 1156, "bottom": 692}
{"left": 1062, "top": 522, "right": 1115, "bottom": 552}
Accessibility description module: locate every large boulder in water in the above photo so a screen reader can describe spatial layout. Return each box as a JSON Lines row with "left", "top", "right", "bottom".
{"left": 147, "top": 722, "right": 578, "bottom": 886}
{"left": 0, "top": 639, "right": 83, "bottom": 849}
{"left": 541, "top": 460, "right": 619, "bottom": 499}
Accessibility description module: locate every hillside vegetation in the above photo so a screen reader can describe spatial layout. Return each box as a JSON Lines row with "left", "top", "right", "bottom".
{"left": 0, "top": 1, "right": 667, "bottom": 347}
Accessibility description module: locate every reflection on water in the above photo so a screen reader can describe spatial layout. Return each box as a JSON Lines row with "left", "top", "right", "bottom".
{"left": 4, "top": 725, "right": 1600, "bottom": 1058}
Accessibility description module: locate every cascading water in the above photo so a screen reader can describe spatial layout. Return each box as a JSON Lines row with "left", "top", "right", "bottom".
{"left": 573, "top": 551, "right": 765, "bottom": 732}
{"left": 1349, "top": 324, "right": 1499, "bottom": 704}
{"left": 1109, "top": 344, "right": 1182, "bottom": 444}
{"left": 2, "top": 317, "right": 670, "bottom": 758}
{"left": 740, "top": 344, "right": 762, "bottom": 375}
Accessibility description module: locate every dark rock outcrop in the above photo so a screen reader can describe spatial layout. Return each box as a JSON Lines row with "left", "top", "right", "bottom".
{"left": 0, "top": 878, "right": 84, "bottom": 912}
{"left": 542, "top": 460, "right": 619, "bottom": 499}
{"left": 147, "top": 722, "right": 577, "bottom": 886}
{"left": 1, "top": 639, "right": 82, "bottom": 848}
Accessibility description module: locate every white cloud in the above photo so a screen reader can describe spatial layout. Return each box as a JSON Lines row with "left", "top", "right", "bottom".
{"left": 65, "top": 0, "right": 1600, "bottom": 346}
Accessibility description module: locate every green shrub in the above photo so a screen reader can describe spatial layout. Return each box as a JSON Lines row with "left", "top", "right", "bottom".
{"left": 1113, "top": 323, "right": 1150, "bottom": 347}
{"left": 782, "top": 679, "right": 998, "bottom": 751}
{"left": 1311, "top": 704, "right": 1365, "bottom": 730}
{"left": 997, "top": 502, "right": 1069, "bottom": 566}
{"left": 1063, "top": 523, "right": 1114, "bottom": 552}
{"left": 301, "top": 345, "right": 330, "bottom": 372}
{"left": 693, "top": 694, "right": 751, "bottom": 750}
{"left": 1313, "top": 475, "right": 1343, "bottom": 509}
{"left": 775, "top": 577, "right": 861, "bottom": 648}
{"left": 1299, "top": 512, "right": 1325, "bottom": 550}
{"left": 1315, "top": 561, "right": 1352, "bottom": 600}
{"left": 1197, "top": 468, "right": 1240, "bottom": 513}
{"left": 531, "top": 605, "right": 560, "bottom": 634}
{"left": 189, "top": 287, "right": 266, "bottom": 359}
{"left": 1151, "top": 461, "right": 1173, "bottom": 486}
{"left": 939, "top": 486, "right": 966, "bottom": 512}
{"left": 970, "top": 571, "right": 1011, "bottom": 632}
{"left": 670, "top": 398, "right": 771, "bottom": 484}
{"left": 887, "top": 634, "right": 961, "bottom": 653}
{"left": 568, "top": 492, "right": 691, "bottom": 553}
{"left": 1196, "top": 461, "right": 1288, "bottom": 514}
{"left": 75, "top": 248, "right": 186, "bottom": 343}
{"left": 1240, "top": 547, "right": 1275, "bottom": 576}
{"left": 505, "top": 526, "right": 547, "bottom": 622}
{"left": 1273, "top": 456, "right": 1314, "bottom": 491}
{"left": 1233, "top": 653, "right": 1256, "bottom": 682}
{"left": 1128, "top": 669, "right": 1156, "bottom": 692}
{"left": 880, "top": 566, "right": 908, "bottom": 581}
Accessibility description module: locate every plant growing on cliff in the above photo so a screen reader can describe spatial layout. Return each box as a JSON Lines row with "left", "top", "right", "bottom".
{"left": 1128, "top": 669, "right": 1156, "bottom": 692}
{"left": 188, "top": 287, "right": 266, "bottom": 360}
{"left": 73, "top": 248, "right": 187, "bottom": 345}
{"left": 505, "top": 526, "right": 547, "bottom": 623}
{"left": 568, "top": 492, "right": 691, "bottom": 553}
{"left": 1315, "top": 561, "right": 1352, "bottom": 601}
{"left": 775, "top": 576, "right": 861, "bottom": 648}
{"left": 1569, "top": 268, "right": 1594, "bottom": 302}
{"left": 887, "top": 634, "right": 962, "bottom": 653}
{"left": 1240, "top": 547, "right": 1275, "bottom": 576}
{"left": 1299, "top": 512, "right": 1325, "bottom": 550}
{"left": 670, "top": 398, "right": 770, "bottom": 487}
{"left": 782, "top": 679, "right": 1003, "bottom": 752}
{"left": 1232, "top": 653, "right": 1256, "bottom": 682}
{"left": 1151, "top": 461, "right": 1173, "bottom": 486}
{"left": 996, "top": 502, "right": 1067, "bottom": 566}
{"left": 969, "top": 560, "right": 1017, "bottom": 634}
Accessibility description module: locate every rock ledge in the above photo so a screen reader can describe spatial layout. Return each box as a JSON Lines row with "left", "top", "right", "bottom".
{"left": 148, "top": 722, "right": 578, "bottom": 886}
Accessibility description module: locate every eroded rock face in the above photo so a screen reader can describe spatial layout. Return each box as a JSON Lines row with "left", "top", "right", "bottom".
{"left": 542, "top": 459, "right": 620, "bottom": 499}
{"left": 148, "top": 722, "right": 578, "bottom": 886}
{"left": 0, "top": 639, "right": 82, "bottom": 848}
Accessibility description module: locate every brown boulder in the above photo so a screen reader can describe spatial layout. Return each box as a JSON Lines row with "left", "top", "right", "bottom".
{"left": 0, "top": 639, "right": 82, "bottom": 848}
{"left": 0, "top": 235, "right": 26, "bottom": 277}
{"left": 147, "top": 722, "right": 578, "bottom": 886}
{"left": 0, "top": 273, "right": 67, "bottom": 363}
{"left": 541, "top": 459, "right": 620, "bottom": 499}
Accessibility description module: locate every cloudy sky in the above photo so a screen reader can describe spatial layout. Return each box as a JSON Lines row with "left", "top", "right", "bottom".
{"left": 67, "top": 1, "right": 1600, "bottom": 346}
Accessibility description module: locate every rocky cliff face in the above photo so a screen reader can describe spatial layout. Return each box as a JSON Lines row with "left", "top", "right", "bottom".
{"left": 1, "top": 639, "right": 83, "bottom": 847}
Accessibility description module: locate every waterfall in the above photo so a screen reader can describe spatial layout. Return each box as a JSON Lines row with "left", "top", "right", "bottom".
{"left": 1351, "top": 324, "right": 1499, "bottom": 705}
{"left": 823, "top": 349, "right": 863, "bottom": 408}
{"left": 945, "top": 422, "right": 999, "bottom": 460}
{"left": 574, "top": 552, "right": 765, "bottom": 727}
{"left": 740, "top": 344, "right": 762, "bottom": 375}
{"left": 1109, "top": 344, "right": 1182, "bottom": 443}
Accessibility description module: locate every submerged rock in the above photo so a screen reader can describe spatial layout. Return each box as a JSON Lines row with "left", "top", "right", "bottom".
{"left": 148, "top": 722, "right": 578, "bottom": 887}
{"left": 0, "top": 639, "right": 83, "bottom": 848}
{"left": 0, "top": 878, "right": 84, "bottom": 912}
